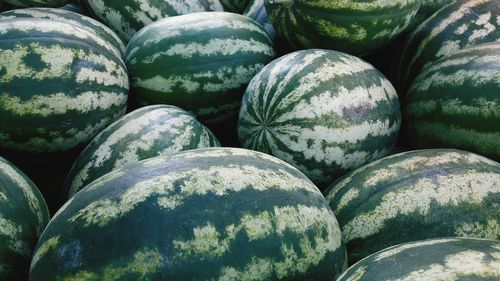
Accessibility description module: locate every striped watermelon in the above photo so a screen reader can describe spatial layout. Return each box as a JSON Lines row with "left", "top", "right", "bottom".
{"left": 411, "top": 0, "right": 458, "bottom": 29}
{"left": 84, "top": 0, "right": 224, "bottom": 42}
{"left": 395, "top": 0, "right": 500, "bottom": 93}
{"left": 0, "top": 17, "right": 129, "bottom": 153}
{"left": 243, "top": 0, "right": 275, "bottom": 40}
{"left": 325, "top": 149, "right": 500, "bottom": 264}
{"left": 31, "top": 148, "right": 347, "bottom": 280}
{"left": 125, "top": 12, "right": 275, "bottom": 131}
{"left": 63, "top": 105, "right": 221, "bottom": 201}
{"left": 238, "top": 49, "right": 401, "bottom": 187}
{"left": 2, "top": 0, "right": 68, "bottom": 7}
{"left": 0, "top": 7, "right": 125, "bottom": 56}
{"left": 220, "top": 0, "right": 247, "bottom": 13}
{"left": 405, "top": 42, "right": 500, "bottom": 161}
{"left": 0, "top": 156, "right": 49, "bottom": 280}
{"left": 263, "top": 0, "right": 422, "bottom": 55}
{"left": 338, "top": 238, "right": 500, "bottom": 280}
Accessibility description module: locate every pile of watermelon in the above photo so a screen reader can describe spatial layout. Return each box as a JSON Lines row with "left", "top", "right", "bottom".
{"left": 0, "top": 0, "right": 498, "bottom": 280}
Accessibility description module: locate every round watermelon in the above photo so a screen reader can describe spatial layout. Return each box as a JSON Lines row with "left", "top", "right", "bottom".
{"left": 0, "top": 156, "right": 49, "bottom": 280}
{"left": 30, "top": 148, "right": 347, "bottom": 280}
{"left": 395, "top": 0, "right": 500, "bottom": 93}
{"left": 84, "top": 0, "right": 224, "bottom": 42}
{"left": 0, "top": 7, "right": 125, "bottom": 56}
{"left": 63, "top": 105, "right": 221, "bottom": 201}
{"left": 338, "top": 238, "right": 500, "bottom": 280}
{"left": 2, "top": 0, "right": 68, "bottom": 7}
{"left": 405, "top": 42, "right": 500, "bottom": 161}
{"left": 264, "top": 0, "right": 422, "bottom": 55}
{"left": 238, "top": 49, "right": 401, "bottom": 187}
{"left": 0, "top": 17, "right": 129, "bottom": 154}
{"left": 325, "top": 149, "right": 500, "bottom": 264}
{"left": 125, "top": 12, "right": 275, "bottom": 134}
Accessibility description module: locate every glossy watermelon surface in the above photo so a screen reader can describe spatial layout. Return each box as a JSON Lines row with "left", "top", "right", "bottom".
{"left": 63, "top": 105, "right": 220, "bottom": 200}
{"left": 337, "top": 238, "right": 500, "bottom": 281}
{"left": 125, "top": 12, "right": 275, "bottom": 129}
{"left": 325, "top": 149, "right": 500, "bottom": 263}
{"left": 0, "top": 17, "right": 129, "bottom": 153}
{"left": 238, "top": 49, "right": 401, "bottom": 187}
{"left": 31, "top": 148, "right": 347, "bottom": 280}
{"left": 0, "top": 156, "right": 49, "bottom": 280}
{"left": 405, "top": 42, "right": 500, "bottom": 160}
{"left": 264, "top": 0, "right": 422, "bottom": 55}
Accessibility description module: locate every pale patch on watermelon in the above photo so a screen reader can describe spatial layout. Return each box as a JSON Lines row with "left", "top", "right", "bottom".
{"left": 30, "top": 236, "right": 60, "bottom": 270}
{"left": 373, "top": 238, "right": 460, "bottom": 261}
{"left": 343, "top": 172, "right": 500, "bottom": 240}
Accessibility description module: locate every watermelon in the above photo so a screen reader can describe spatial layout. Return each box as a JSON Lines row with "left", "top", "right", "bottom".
{"left": 63, "top": 105, "right": 221, "bottom": 201}
{"left": 0, "top": 7, "right": 125, "bottom": 56}
{"left": 410, "top": 0, "right": 458, "bottom": 29}
{"left": 84, "top": 0, "right": 224, "bottom": 42}
{"left": 2, "top": 0, "right": 68, "bottom": 7}
{"left": 395, "top": 0, "right": 500, "bottom": 93}
{"left": 0, "top": 17, "right": 129, "bottom": 153}
{"left": 337, "top": 238, "right": 500, "bottom": 280}
{"left": 405, "top": 42, "right": 500, "bottom": 161}
{"left": 263, "top": 0, "right": 422, "bottom": 56}
{"left": 0, "top": 156, "right": 50, "bottom": 280}
{"left": 243, "top": 0, "right": 275, "bottom": 40}
{"left": 125, "top": 12, "right": 275, "bottom": 132}
{"left": 238, "top": 49, "right": 401, "bottom": 188}
{"left": 325, "top": 149, "right": 500, "bottom": 264}
{"left": 220, "top": 0, "right": 247, "bottom": 13}
{"left": 30, "top": 148, "right": 347, "bottom": 280}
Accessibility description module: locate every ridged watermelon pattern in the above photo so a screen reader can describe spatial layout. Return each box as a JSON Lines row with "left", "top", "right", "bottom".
{"left": 31, "top": 148, "right": 347, "bottom": 280}
{"left": 0, "top": 156, "right": 49, "bottom": 280}
{"left": 126, "top": 12, "right": 275, "bottom": 126}
{"left": 325, "top": 149, "right": 500, "bottom": 263}
{"left": 0, "top": 7, "right": 125, "bottom": 56}
{"left": 238, "top": 49, "right": 401, "bottom": 187}
{"left": 396, "top": 0, "right": 500, "bottom": 92}
{"left": 63, "top": 105, "right": 221, "bottom": 200}
{"left": 84, "top": 0, "right": 224, "bottom": 42}
{"left": 337, "top": 238, "right": 500, "bottom": 281}
{"left": 3, "top": 0, "right": 68, "bottom": 7}
{"left": 0, "top": 18, "right": 129, "bottom": 153}
{"left": 405, "top": 42, "right": 500, "bottom": 160}
{"left": 264, "top": 0, "right": 421, "bottom": 55}
{"left": 243, "top": 0, "right": 275, "bottom": 39}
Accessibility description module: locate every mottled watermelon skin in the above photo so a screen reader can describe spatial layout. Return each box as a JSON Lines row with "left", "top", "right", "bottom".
{"left": 220, "top": 0, "right": 247, "bottom": 13}
{"left": 63, "top": 105, "right": 221, "bottom": 201}
{"left": 0, "top": 18, "right": 129, "bottom": 153}
{"left": 125, "top": 12, "right": 275, "bottom": 128}
{"left": 325, "top": 149, "right": 500, "bottom": 264}
{"left": 338, "top": 238, "right": 500, "bottom": 281}
{"left": 395, "top": 0, "right": 500, "bottom": 93}
{"left": 3, "top": 0, "right": 68, "bottom": 7}
{"left": 31, "top": 148, "right": 347, "bottom": 280}
{"left": 410, "top": 0, "right": 458, "bottom": 29}
{"left": 243, "top": 0, "right": 275, "bottom": 40}
{"left": 0, "top": 7, "right": 125, "bottom": 56}
{"left": 405, "top": 43, "right": 500, "bottom": 161}
{"left": 0, "top": 156, "right": 49, "bottom": 280}
{"left": 264, "top": 0, "right": 422, "bottom": 55}
{"left": 84, "top": 0, "right": 224, "bottom": 42}
{"left": 238, "top": 49, "right": 401, "bottom": 188}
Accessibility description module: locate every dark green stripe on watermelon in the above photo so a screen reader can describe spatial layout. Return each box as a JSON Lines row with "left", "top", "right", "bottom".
{"left": 325, "top": 149, "right": 500, "bottom": 264}
{"left": 405, "top": 42, "right": 500, "bottom": 160}
{"left": 31, "top": 148, "right": 347, "bottom": 280}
